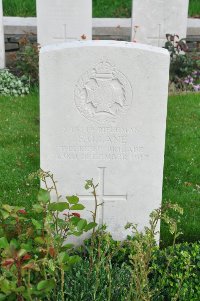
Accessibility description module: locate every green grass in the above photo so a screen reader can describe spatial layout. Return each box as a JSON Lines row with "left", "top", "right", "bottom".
{"left": 93, "top": 0, "right": 132, "bottom": 18}
{"left": 0, "top": 92, "right": 39, "bottom": 208}
{"left": 2, "top": 0, "right": 200, "bottom": 17}
{"left": 0, "top": 92, "right": 200, "bottom": 245}
{"left": 189, "top": 0, "right": 200, "bottom": 17}
{"left": 161, "top": 93, "right": 200, "bottom": 245}
{"left": 3, "top": 0, "right": 36, "bottom": 17}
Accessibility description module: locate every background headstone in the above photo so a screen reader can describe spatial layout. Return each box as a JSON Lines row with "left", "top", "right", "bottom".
{"left": 37, "top": 0, "right": 92, "bottom": 46}
{"left": 0, "top": 0, "right": 5, "bottom": 69}
{"left": 131, "top": 0, "right": 189, "bottom": 47}
{"left": 40, "top": 41, "right": 170, "bottom": 240}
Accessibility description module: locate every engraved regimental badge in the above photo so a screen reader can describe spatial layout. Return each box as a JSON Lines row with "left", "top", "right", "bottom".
{"left": 74, "top": 60, "right": 132, "bottom": 125}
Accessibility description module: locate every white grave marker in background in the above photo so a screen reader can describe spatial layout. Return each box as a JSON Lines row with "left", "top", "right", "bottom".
{"left": 36, "top": 0, "right": 92, "bottom": 46}
{"left": 0, "top": 0, "right": 5, "bottom": 69}
{"left": 131, "top": 0, "right": 189, "bottom": 47}
{"left": 40, "top": 41, "right": 170, "bottom": 240}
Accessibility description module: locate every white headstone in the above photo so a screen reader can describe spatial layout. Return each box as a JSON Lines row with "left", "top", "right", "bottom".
{"left": 0, "top": 0, "right": 5, "bottom": 69}
{"left": 40, "top": 41, "right": 170, "bottom": 240}
{"left": 36, "top": 0, "right": 92, "bottom": 46}
{"left": 131, "top": 0, "right": 189, "bottom": 47}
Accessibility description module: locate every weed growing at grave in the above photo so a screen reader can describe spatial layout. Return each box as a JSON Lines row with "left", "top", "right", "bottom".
{"left": 63, "top": 180, "right": 190, "bottom": 301}
{"left": 0, "top": 69, "right": 30, "bottom": 96}
{"left": 62, "top": 197, "right": 200, "bottom": 301}
{"left": 63, "top": 240, "right": 200, "bottom": 301}
{"left": 183, "top": 69, "right": 200, "bottom": 92}
{"left": 125, "top": 203, "right": 183, "bottom": 300}
{"left": 164, "top": 34, "right": 200, "bottom": 92}
{"left": 0, "top": 170, "right": 96, "bottom": 301}
{"left": 13, "top": 34, "right": 39, "bottom": 86}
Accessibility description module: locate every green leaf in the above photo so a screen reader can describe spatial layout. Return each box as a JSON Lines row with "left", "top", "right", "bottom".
{"left": 48, "top": 202, "right": 69, "bottom": 212}
{"left": 31, "top": 219, "right": 43, "bottom": 230}
{"left": 37, "top": 279, "right": 55, "bottom": 292}
{"left": 0, "top": 210, "right": 9, "bottom": 219}
{"left": 10, "top": 239, "right": 19, "bottom": 249}
{"left": 62, "top": 243, "right": 74, "bottom": 250}
{"left": 2, "top": 205, "right": 13, "bottom": 213}
{"left": 77, "top": 219, "right": 87, "bottom": 231}
{"left": 17, "top": 249, "right": 27, "bottom": 258}
{"left": 0, "top": 237, "right": 9, "bottom": 249}
{"left": 68, "top": 255, "right": 81, "bottom": 265}
{"left": 38, "top": 189, "right": 50, "bottom": 203}
{"left": 66, "top": 195, "right": 79, "bottom": 204}
{"left": 0, "top": 293, "right": 6, "bottom": 301}
{"left": 70, "top": 204, "right": 85, "bottom": 211}
{"left": 62, "top": 264, "right": 70, "bottom": 271}
{"left": 58, "top": 252, "right": 69, "bottom": 264}
{"left": 85, "top": 179, "right": 93, "bottom": 190}
{"left": 70, "top": 216, "right": 80, "bottom": 225}
{"left": 85, "top": 222, "right": 97, "bottom": 232}
{"left": 0, "top": 279, "right": 12, "bottom": 293}
{"left": 57, "top": 218, "right": 67, "bottom": 228}
{"left": 20, "top": 243, "right": 32, "bottom": 252}
{"left": 32, "top": 204, "right": 43, "bottom": 213}
{"left": 10, "top": 213, "right": 18, "bottom": 219}
{"left": 73, "top": 231, "right": 83, "bottom": 237}
{"left": 34, "top": 237, "right": 45, "bottom": 245}
{"left": 14, "top": 286, "right": 25, "bottom": 293}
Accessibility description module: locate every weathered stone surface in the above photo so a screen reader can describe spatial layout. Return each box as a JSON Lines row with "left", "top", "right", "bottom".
{"left": 36, "top": 0, "right": 92, "bottom": 46}
{"left": 40, "top": 41, "right": 170, "bottom": 241}
{"left": 0, "top": 0, "right": 5, "bottom": 68}
{"left": 131, "top": 0, "right": 189, "bottom": 46}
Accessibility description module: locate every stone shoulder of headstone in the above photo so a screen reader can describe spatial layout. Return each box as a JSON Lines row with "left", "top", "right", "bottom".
{"left": 40, "top": 40, "right": 170, "bottom": 242}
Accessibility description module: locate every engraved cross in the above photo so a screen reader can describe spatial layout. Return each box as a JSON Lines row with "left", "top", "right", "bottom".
{"left": 148, "top": 23, "right": 163, "bottom": 46}
{"left": 78, "top": 167, "right": 127, "bottom": 225}
{"left": 53, "top": 24, "right": 76, "bottom": 42}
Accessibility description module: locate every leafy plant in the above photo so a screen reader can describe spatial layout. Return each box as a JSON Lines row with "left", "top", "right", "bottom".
{"left": 62, "top": 200, "right": 200, "bottom": 301}
{"left": 14, "top": 34, "right": 39, "bottom": 85}
{"left": 164, "top": 34, "right": 199, "bottom": 92}
{"left": 75, "top": 182, "right": 187, "bottom": 301}
{"left": 0, "top": 69, "right": 29, "bottom": 96}
{"left": 0, "top": 170, "right": 96, "bottom": 301}
{"left": 63, "top": 241, "right": 200, "bottom": 301}
{"left": 125, "top": 203, "right": 183, "bottom": 301}
{"left": 183, "top": 68, "right": 200, "bottom": 92}
{"left": 151, "top": 242, "right": 200, "bottom": 301}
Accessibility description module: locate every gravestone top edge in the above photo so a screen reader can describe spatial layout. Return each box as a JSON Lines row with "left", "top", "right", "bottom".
{"left": 40, "top": 40, "right": 169, "bottom": 56}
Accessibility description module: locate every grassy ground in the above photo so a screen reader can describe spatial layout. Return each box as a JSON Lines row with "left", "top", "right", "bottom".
{"left": 161, "top": 93, "right": 200, "bottom": 245}
{"left": 2, "top": 0, "right": 200, "bottom": 17}
{"left": 0, "top": 91, "right": 199, "bottom": 245}
{"left": 189, "top": 0, "right": 200, "bottom": 17}
{"left": 0, "top": 92, "right": 39, "bottom": 208}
